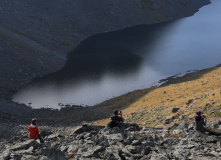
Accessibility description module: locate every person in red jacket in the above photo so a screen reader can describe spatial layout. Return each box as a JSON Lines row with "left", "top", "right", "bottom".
{"left": 28, "top": 118, "right": 44, "bottom": 143}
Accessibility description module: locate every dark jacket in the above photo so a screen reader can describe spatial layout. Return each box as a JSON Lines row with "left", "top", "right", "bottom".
{"left": 108, "top": 116, "right": 124, "bottom": 128}
{"left": 195, "top": 115, "right": 208, "bottom": 132}
{"left": 111, "top": 116, "right": 123, "bottom": 122}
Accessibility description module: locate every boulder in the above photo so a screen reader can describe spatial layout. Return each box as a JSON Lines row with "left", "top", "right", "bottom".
{"left": 73, "top": 124, "right": 105, "bottom": 134}
{"left": 0, "top": 149, "right": 11, "bottom": 160}
{"left": 172, "top": 108, "right": 180, "bottom": 113}
{"left": 14, "top": 146, "right": 34, "bottom": 155}
{"left": 40, "top": 129, "right": 53, "bottom": 137}
{"left": 21, "top": 155, "right": 46, "bottom": 160}
{"left": 173, "top": 129, "right": 182, "bottom": 135}
{"left": 141, "top": 146, "right": 152, "bottom": 155}
{"left": 186, "top": 99, "right": 194, "bottom": 105}
{"left": 36, "top": 146, "right": 65, "bottom": 160}
{"left": 10, "top": 139, "right": 39, "bottom": 151}
{"left": 106, "top": 133, "right": 124, "bottom": 144}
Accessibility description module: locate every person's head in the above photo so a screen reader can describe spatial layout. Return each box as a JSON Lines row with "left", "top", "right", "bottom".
{"left": 31, "top": 118, "right": 37, "bottom": 126}
{"left": 196, "top": 111, "right": 202, "bottom": 116}
{"left": 114, "top": 110, "right": 119, "bottom": 116}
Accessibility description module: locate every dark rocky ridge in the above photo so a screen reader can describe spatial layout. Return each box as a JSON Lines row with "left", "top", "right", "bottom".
{"left": 0, "top": 0, "right": 210, "bottom": 100}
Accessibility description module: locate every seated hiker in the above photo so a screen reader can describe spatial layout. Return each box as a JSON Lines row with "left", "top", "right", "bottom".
{"left": 28, "top": 118, "right": 44, "bottom": 143}
{"left": 108, "top": 110, "right": 124, "bottom": 128}
{"left": 111, "top": 109, "right": 124, "bottom": 123}
{"left": 195, "top": 111, "right": 221, "bottom": 136}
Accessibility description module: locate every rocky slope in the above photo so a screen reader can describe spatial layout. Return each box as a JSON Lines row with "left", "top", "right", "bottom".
{"left": 0, "top": 0, "right": 210, "bottom": 100}
{"left": 2, "top": 121, "right": 221, "bottom": 160}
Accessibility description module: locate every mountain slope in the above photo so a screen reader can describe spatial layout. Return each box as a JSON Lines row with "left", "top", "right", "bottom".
{"left": 0, "top": 0, "right": 210, "bottom": 100}
{"left": 93, "top": 65, "right": 221, "bottom": 127}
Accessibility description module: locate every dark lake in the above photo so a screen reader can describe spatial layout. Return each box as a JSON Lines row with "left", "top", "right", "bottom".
{"left": 13, "top": 0, "right": 221, "bottom": 109}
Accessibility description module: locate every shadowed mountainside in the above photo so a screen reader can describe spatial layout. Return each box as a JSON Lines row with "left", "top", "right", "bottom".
{"left": 0, "top": 0, "right": 210, "bottom": 100}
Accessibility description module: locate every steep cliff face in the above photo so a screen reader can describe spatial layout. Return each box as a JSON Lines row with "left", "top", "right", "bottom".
{"left": 0, "top": 0, "right": 210, "bottom": 99}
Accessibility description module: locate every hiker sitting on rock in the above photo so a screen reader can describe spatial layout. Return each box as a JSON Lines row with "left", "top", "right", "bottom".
{"left": 28, "top": 118, "right": 44, "bottom": 143}
{"left": 108, "top": 110, "right": 124, "bottom": 128}
{"left": 195, "top": 111, "right": 221, "bottom": 136}
{"left": 111, "top": 109, "right": 124, "bottom": 123}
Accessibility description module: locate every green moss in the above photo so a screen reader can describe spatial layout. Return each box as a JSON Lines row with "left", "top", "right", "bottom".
{"left": 202, "top": 103, "right": 212, "bottom": 111}
{"left": 176, "top": 95, "right": 184, "bottom": 99}
{"left": 214, "top": 111, "right": 221, "bottom": 117}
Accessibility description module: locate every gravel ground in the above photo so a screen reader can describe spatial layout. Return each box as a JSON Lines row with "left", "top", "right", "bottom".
{"left": 0, "top": 98, "right": 118, "bottom": 153}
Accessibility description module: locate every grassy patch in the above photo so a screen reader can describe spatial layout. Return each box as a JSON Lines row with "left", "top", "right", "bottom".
{"left": 93, "top": 66, "right": 221, "bottom": 127}
{"left": 202, "top": 103, "right": 212, "bottom": 111}
{"left": 214, "top": 111, "right": 221, "bottom": 117}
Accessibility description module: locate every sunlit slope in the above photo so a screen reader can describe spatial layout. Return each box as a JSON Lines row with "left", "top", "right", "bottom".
{"left": 94, "top": 65, "right": 221, "bottom": 127}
